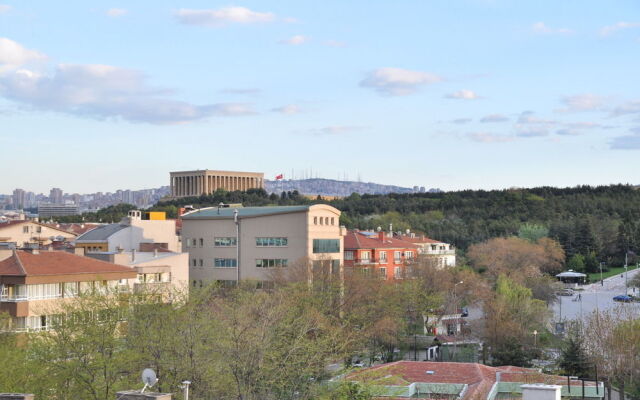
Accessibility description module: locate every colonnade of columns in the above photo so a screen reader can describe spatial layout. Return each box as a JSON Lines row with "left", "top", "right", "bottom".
{"left": 170, "top": 174, "right": 264, "bottom": 197}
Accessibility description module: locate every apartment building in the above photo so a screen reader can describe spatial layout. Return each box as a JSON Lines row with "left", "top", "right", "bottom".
{"left": 181, "top": 204, "right": 344, "bottom": 286}
{"left": 37, "top": 203, "right": 80, "bottom": 218}
{"left": 0, "top": 249, "right": 136, "bottom": 332}
{"left": 396, "top": 233, "right": 456, "bottom": 267}
{"left": 75, "top": 210, "right": 179, "bottom": 253}
{"left": 0, "top": 220, "right": 77, "bottom": 248}
{"left": 86, "top": 248, "right": 189, "bottom": 293}
{"left": 343, "top": 230, "right": 419, "bottom": 280}
{"left": 169, "top": 169, "right": 264, "bottom": 198}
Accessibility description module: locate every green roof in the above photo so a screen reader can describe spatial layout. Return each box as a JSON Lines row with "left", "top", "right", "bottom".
{"left": 181, "top": 206, "right": 312, "bottom": 220}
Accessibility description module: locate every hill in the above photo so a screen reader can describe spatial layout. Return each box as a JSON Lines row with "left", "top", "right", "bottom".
{"left": 264, "top": 178, "right": 439, "bottom": 196}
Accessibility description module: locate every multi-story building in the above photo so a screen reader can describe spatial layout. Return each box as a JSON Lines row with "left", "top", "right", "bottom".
{"left": 75, "top": 210, "right": 180, "bottom": 253}
{"left": 396, "top": 233, "right": 456, "bottom": 267}
{"left": 86, "top": 247, "right": 189, "bottom": 293}
{"left": 37, "top": 203, "right": 80, "bottom": 218}
{"left": 169, "top": 170, "right": 264, "bottom": 198}
{"left": 0, "top": 220, "right": 77, "bottom": 248}
{"left": 49, "top": 188, "right": 63, "bottom": 204}
{"left": 181, "top": 204, "right": 344, "bottom": 286}
{"left": 343, "top": 230, "right": 419, "bottom": 280}
{"left": 12, "top": 189, "right": 25, "bottom": 210}
{"left": 0, "top": 248, "right": 136, "bottom": 332}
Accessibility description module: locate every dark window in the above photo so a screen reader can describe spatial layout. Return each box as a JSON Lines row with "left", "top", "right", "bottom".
{"left": 313, "top": 239, "right": 340, "bottom": 253}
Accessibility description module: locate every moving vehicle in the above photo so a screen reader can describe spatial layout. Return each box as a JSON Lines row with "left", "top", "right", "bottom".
{"left": 557, "top": 288, "right": 574, "bottom": 296}
{"left": 613, "top": 294, "right": 634, "bottom": 303}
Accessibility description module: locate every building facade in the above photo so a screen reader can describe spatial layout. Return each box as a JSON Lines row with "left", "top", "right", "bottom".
{"left": 0, "top": 249, "right": 136, "bottom": 332}
{"left": 37, "top": 203, "right": 80, "bottom": 218}
{"left": 343, "top": 230, "right": 419, "bottom": 280}
{"left": 0, "top": 220, "right": 77, "bottom": 248}
{"left": 181, "top": 205, "right": 344, "bottom": 286}
{"left": 396, "top": 233, "right": 456, "bottom": 267}
{"left": 75, "top": 210, "right": 180, "bottom": 253}
{"left": 169, "top": 170, "right": 264, "bottom": 198}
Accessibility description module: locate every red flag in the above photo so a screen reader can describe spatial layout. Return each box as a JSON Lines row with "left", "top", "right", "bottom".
{"left": 275, "top": 174, "right": 284, "bottom": 180}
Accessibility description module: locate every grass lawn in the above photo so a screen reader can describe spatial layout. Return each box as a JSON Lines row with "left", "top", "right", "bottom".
{"left": 588, "top": 265, "right": 639, "bottom": 283}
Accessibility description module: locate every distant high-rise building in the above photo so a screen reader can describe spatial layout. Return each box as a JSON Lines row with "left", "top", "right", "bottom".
{"left": 49, "top": 187, "right": 63, "bottom": 204}
{"left": 12, "top": 188, "right": 25, "bottom": 209}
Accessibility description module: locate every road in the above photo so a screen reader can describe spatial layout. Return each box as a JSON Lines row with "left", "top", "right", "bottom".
{"left": 552, "top": 267, "right": 640, "bottom": 322}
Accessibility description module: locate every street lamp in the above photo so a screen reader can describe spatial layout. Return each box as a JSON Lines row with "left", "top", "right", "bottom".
{"left": 533, "top": 330, "right": 538, "bottom": 347}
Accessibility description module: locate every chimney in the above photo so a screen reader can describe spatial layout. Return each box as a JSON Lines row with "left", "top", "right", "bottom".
{"left": 117, "top": 246, "right": 124, "bottom": 254}
{"left": 115, "top": 392, "right": 172, "bottom": 400}
{"left": 378, "top": 231, "right": 386, "bottom": 241}
{"left": 74, "top": 247, "right": 85, "bottom": 256}
{"left": 521, "top": 384, "right": 561, "bottom": 400}
{"left": 153, "top": 248, "right": 158, "bottom": 258}
{"left": 0, "top": 395, "right": 35, "bottom": 400}
{"left": 131, "top": 249, "right": 136, "bottom": 262}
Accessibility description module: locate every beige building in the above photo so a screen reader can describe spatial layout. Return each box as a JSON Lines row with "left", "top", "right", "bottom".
{"left": 86, "top": 249, "right": 189, "bottom": 293}
{"left": 0, "top": 220, "right": 77, "bottom": 248}
{"left": 169, "top": 170, "right": 264, "bottom": 198}
{"left": 181, "top": 204, "right": 344, "bottom": 286}
{"left": 75, "top": 210, "right": 180, "bottom": 253}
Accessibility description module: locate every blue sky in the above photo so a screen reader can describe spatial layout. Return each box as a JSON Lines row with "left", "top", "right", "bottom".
{"left": 1, "top": 0, "right": 639, "bottom": 194}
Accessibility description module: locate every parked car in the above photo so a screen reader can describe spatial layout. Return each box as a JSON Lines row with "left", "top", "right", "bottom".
{"left": 461, "top": 307, "right": 469, "bottom": 317}
{"left": 613, "top": 294, "right": 634, "bottom": 303}
{"left": 557, "top": 289, "right": 574, "bottom": 296}
{"left": 352, "top": 361, "right": 365, "bottom": 368}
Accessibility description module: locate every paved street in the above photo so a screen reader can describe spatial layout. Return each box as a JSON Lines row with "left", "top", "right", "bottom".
{"left": 552, "top": 267, "right": 640, "bottom": 322}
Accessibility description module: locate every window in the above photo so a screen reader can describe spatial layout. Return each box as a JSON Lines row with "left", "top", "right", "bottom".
{"left": 313, "top": 239, "right": 340, "bottom": 253}
{"left": 379, "top": 267, "right": 387, "bottom": 279}
{"left": 23, "top": 226, "right": 29, "bottom": 233}
{"left": 324, "top": 217, "right": 329, "bottom": 225}
{"left": 64, "top": 282, "right": 79, "bottom": 298}
{"left": 191, "top": 258, "right": 197, "bottom": 267}
{"left": 344, "top": 251, "right": 354, "bottom": 260}
{"left": 256, "top": 259, "right": 288, "bottom": 268}
{"left": 186, "top": 238, "right": 191, "bottom": 248}
{"left": 331, "top": 217, "right": 335, "bottom": 225}
{"left": 214, "top": 237, "right": 237, "bottom": 246}
{"left": 405, "top": 251, "right": 414, "bottom": 260}
{"left": 394, "top": 251, "right": 401, "bottom": 262}
{"left": 198, "top": 259, "right": 203, "bottom": 267}
{"left": 319, "top": 217, "right": 323, "bottom": 225}
{"left": 440, "top": 245, "right": 446, "bottom": 250}
{"left": 36, "top": 226, "right": 42, "bottom": 233}
{"left": 314, "top": 217, "right": 318, "bottom": 225}
{"left": 214, "top": 258, "right": 237, "bottom": 268}
{"left": 256, "top": 237, "right": 288, "bottom": 247}
{"left": 379, "top": 251, "right": 387, "bottom": 262}
{"left": 431, "top": 244, "right": 437, "bottom": 251}
{"left": 394, "top": 267, "right": 401, "bottom": 279}
{"left": 361, "top": 251, "right": 371, "bottom": 260}
{"left": 199, "top": 238, "right": 204, "bottom": 247}
{"left": 26, "top": 283, "right": 62, "bottom": 300}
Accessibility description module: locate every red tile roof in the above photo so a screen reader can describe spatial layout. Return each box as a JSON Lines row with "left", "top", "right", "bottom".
{"left": 47, "top": 223, "right": 101, "bottom": 235}
{"left": 0, "top": 250, "right": 135, "bottom": 277}
{"left": 348, "top": 361, "right": 541, "bottom": 399}
{"left": 344, "top": 230, "right": 419, "bottom": 250}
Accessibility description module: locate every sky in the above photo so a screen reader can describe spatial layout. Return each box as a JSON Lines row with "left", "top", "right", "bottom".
{"left": 1, "top": 0, "right": 639, "bottom": 194}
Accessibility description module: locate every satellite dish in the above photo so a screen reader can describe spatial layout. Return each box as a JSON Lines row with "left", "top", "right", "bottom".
{"left": 141, "top": 368, "right": 158, "bottom": 392}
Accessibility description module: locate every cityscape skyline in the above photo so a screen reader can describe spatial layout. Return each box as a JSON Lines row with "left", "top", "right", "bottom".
{"left": 1, "top": 1, "right": 640, "bottom": 193}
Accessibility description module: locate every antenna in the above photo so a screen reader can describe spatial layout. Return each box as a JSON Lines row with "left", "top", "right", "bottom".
{"left": 141, "top": 368, "right": 158, "bottom": 393}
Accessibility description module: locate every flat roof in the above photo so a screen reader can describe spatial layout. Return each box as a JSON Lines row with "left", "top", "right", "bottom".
{"left": 182, "top": 205, "right": 314, "bottom": 220}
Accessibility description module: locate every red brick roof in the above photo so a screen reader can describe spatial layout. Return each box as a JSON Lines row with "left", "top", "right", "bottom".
{"left": 47, "top": 223, "right": 101, "bottom": 235}
{"left": 344, "top": 230, "right": 419, "bottom": 250}
{"left": 0, "top": 250, "right": 136, "bottom": 277}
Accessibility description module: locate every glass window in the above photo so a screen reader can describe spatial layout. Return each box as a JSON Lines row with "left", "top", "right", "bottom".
{"left": 379, "top": 251, "right": 387, "bottom": 261}
{"left": 256, "top": 259, "right": 288, "bottom": 268}
{"left": 394, "top": 267, "right": 401, "bottom": 278}
{"left": 405, "top": 251, "right": 414, "bottom": 259}
{"left": 331, "top": 217, "right": 335, "bottom": 225}
{"left": 344, "top": 251, "right": 354, "bottom": 260}
{"left": 214, "top": 258, "right": 237, "bottom": 268}
{"left": 361, "top": 251, "right": 370, "bottom": 260}
{"left": 199, "top": 238, "right": 204, "bottom": 247}
{"left": 379, "top": 267, "right": 387, "bottom": 278}
{"left": 214, "top": 237, "right": 237, "bottom": 246}
{"left": 394, "top": 251, "right": 401, "bottom": 261}
{"left": 313, "top": 239, "right": 340, "bottom": 253}
{"left": 199, "top": 259, "right": 203, "bottom": 267}
{"left": 256, "top": 237, "right": 288, "bottom": 247}
{"left": 314, "top": 217, "right": 318, "bottom": 225}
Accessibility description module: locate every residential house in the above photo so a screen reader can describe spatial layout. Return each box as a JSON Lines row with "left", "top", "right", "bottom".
{"left": 0, "top": 249, "right": 136, "bottom": 332}
{"left": 395, "top": 232, "right": 456, "bottom": 267}
{"left": 343, "top": 230, "right": 419, "bottom": 280}
{"left": 0, "top": 220, "right": 77, "bottom": 248}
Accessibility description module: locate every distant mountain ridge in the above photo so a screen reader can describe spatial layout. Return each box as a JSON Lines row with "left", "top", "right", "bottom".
{"left": 264, "top": 178, "right": 440, "bottom": 197}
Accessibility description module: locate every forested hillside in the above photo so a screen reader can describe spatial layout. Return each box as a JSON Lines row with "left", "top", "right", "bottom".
{"left": 55, "top": 185, "right": 640, "bottom": 267}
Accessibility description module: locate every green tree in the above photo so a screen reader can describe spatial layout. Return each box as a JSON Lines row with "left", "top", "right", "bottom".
{"left": 559, "top": 328, "right": 591, "bottom": 378}
{"left": 566, "top": 254, "right": 586, "bottom": 273}
{"left": 518, "top": 223, "right": 549, "bottom": 242}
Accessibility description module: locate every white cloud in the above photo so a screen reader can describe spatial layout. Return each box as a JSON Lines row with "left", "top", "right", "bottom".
{"left": 175, "top": 7, "right": 276, "bottom": 27}
{"left": 451, "top": 118, "right": 472, "bottom": 124}
{"left": 220, "top": 88, "right": 261, "bottom": 95}
{"left": 106, "top": 8, "right": 127, "bottom": 17}
{"left": 279, "top": 35, "right": 308, "bottom": 45}
{"left": 307, "top": 126, "right": 366, "bottom": 135}
{"left": 480, "top": 114, "right": 509, "bottom": 123}
{"left": 517, "top": 112, "right": 556, "bottom": 125}
{"left": 360, "top": 67, "right": 442, "bottom": 96}
{"left": 468, "top": 132, "right": 513, "bottom": 143}
{"left": 516, "top": 127, "right": 549, "bottom": 137}
{"left": 0, "top": 39, "right": 256, "bottom": 124}
{"left": 557, "top": 93, "right": 605, "bottom": 112}
{"left": 0, "top": 4, "right": 11, "bottom": 14}
{"left": 271, "top": 104, "right": 300, "bottom": 114}
{"left": 610, "top": 133, "right": 640, "bottom": 149}
{"left": 600, "top": 22, "right": 640, "bottom": 36}
{"left": 445, "top": 89, "right": 481, "bottom": 100}
{"left": 0, "top": 38, "right": 47, "bottom": 71}
{"left": 556, "top": 128, "right": 581, "bottom": 136}
{"left": 532, "top": 22, "right": 573, "bottom": 35}
{"left": 611, "top": 100, "right": 640, "bottom": 117}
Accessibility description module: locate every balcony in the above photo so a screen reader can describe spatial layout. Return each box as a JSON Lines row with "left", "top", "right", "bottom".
{"left": 423, "top": 249, "right": 456, "bottom": 255}
{"left": 133, "top": 282, "right": 170, "bottom": 294}
{"left": 0, "top": 294, "right": 28, "bottom": 302}
{"left": 354, "top": 259, "right": 379, "bottom": 265}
